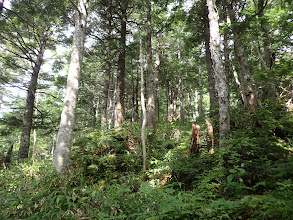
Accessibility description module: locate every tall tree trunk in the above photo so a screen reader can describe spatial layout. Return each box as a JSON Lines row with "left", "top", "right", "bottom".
{"left": 179, "top": 76, "right": 184, "bottom": 123}
{"left": 223, "top": 6, "right": 230, "bottom": 99}
{"left": 53, "top": 0, "right": 89, "bottom": 173}
{"left": 165, "top": 79, "right": 169, "bottom": 121}
{"left": 114, "top": 0, "right": 127, "bottom": 129}
{"left": 258, "top": 0, "right": 272, "bottom": 69}
{"left": 146, "top": 0, "right": 156, "bottom": 131}
{"left": 207, "top": 0, "right": 230, "bottom": 146}
{"left": 110, "top": 77, "right": 117, "bottom": 128}
{"left": 18, "top": 40, "right": 46, "bottom": 159}
{"left": 32, "top": 94, "right": 39, "bottom": 157}
{"left": 131, "top": 59, "right": 136, "bottom": 122}
{"left": 139, "top": 26, "right": 147, "bottom": 170}
{"left": 232, "top": 62, "right": 245, "bottom": 104}
{"left": 136, "top": 67, "right": 139, "bottom": 121}
{"left": 101, "top": 63, "right": 111, "bottom": 127}
{"left": 101, "top": 12, "right": 113, "bottom": 127}
{"left": 155, "top": 48, "right": 160, "bottom": 121}
{"left": 203, "top": 5, "right": 217, "bottom": 113}
{"left": 193, "top": 89, "right": 199, "bottom": 120}
{"left": 234, "top": 40, "right": 259, "bottom": 111}
{"left": 227, "top": 1, "right": 259, "bottom": 112}
{"left": 203, "top": 4, "right": 219, "bottom": 145}
{"left": 198, "top": 65, "right": 203, "bottom": 116}
{"left": 168, "top": 85, "right": 178, "bottom": 121}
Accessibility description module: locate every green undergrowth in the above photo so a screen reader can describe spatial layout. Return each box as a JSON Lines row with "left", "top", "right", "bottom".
{"left": 1, "top": 113, "right": 293, "bottom": 219}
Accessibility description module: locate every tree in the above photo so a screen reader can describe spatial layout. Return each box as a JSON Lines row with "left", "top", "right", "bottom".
{"left": 207, "top": 0, "right": 230, "bottom": 146}
{"left": 53, "top": 0, "right": 90, "bottom": 173}
{"left": 226, "top": 0, "right": 260, "bottom": 112}
{"left": 18, "top": 39, "right": 47, "bottom": 159}
{"left": 0, "top": 0, "right": 65, "bottom": 159}
{"left": 202, "top": 3, "right": 218, "bottom": 115}
{"left": 114, "top": 0, "right": 128, "bottom": 129}
{"left": 139, "top": 25, "right": 147, "bottom": 170}
{"left": 146, "top": 0, "right": 156, "bottom": 131}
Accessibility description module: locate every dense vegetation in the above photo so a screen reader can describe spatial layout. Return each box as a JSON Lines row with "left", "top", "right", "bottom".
{"left": 0, "top": 0, "right": 292, "bottom": 219}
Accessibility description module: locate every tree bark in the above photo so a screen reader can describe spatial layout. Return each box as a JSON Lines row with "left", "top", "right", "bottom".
{"left": 155, "top": 48, "right": 160, "bottom": 121}
{"left": 5, "top": 145, "right": 13, "bottom": 165}
{"left": 114, "top": 0, "right": 127, "bottom": 129}
{"left": 258, "top": 0, "right": 272, "bottom": 69}
{"left": 18, "top": 40, "right": 46, "bottom": 159}
{"left": 32, "top": 94, "right": 39, "bottom": 157}
{"left": 207, "top": 0, "right": 230, "bottom": 146}
{"left": 53, "top": 0, "right": 89, "bottom": 173}
{"left": 232, "top": 63, "right": 245, "bottom": 104}
{"left": 146, "top": 0, "right": 156, "bottom": 131}
{"left": 101, "top": 11, "right": 113, "bottom": 127}
{"left": 223, "top": 6, "right": 230, "bottom": 99}
{"left": 101, "top": 67, "right": 110, "bottom": 127}
{"left": 179, "top": 76, "right": 184, "bottom": 123}
{"left": 139, "top": 26, "right": 147, "bottom": 170}
{"left": 198, "top": 65, "right": 203, "bottom": 116}
{"left": 134, "top": 66, "right": 139, "bottom": 122}
{"left": 203, "top": 4, "right": 219, "bottom": 145}
{"left": 203, "top": 5, "right": 217, "bottom": 113}
{"left": 193, "top": 89, "right": 199, "bottom": 120}
{"left": 131, "top": 59, "right": 136, "bottom": 122}
{"left": 227, "top": 1, "right": 259, "bottom": 112}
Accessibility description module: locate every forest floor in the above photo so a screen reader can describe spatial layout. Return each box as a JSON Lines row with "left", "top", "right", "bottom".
{"left": 1, "top": 117, "right": 293, "bottom": 219}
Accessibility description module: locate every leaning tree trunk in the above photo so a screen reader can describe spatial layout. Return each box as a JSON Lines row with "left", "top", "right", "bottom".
{"left": 207, "top": 0, "right": 230, "bottom": 146}
{"left": 114, "top": 0, "right": 127, "bottom": 130}
{"left": 53, "top": 0, "right": 89, "bottom": 173}
{"left": 146, "top": 0, "right": 156, "bottom": 131}
{"left": 18, "top": 40, "right": 46, "bottom": 159}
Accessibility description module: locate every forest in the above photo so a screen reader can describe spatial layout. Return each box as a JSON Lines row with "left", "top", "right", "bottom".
{"left": 0, "top": 0, "right": 293, "bottom": 219}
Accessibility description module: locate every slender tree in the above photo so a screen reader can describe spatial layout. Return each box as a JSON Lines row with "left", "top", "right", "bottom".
{"left": 207, "top": 0, "right": 230, "bottom": 146}
{"left": 146, "top": 0, "right": 156, "bottom": 131}
{"left": 53, "top": 0, "right": 89, "bottom": 173}
{"left": 18, "top": 35, "right": 48, "bottom": 159}
{"left": 139, "top": 25, "right": 147, "bottom": 170}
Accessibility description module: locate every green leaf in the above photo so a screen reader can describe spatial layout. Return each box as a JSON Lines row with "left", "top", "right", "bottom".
{"left": 238, "top": 168, "right": 245, "bottom": 174}
{"left": 56, "top": 195, "right": 64, "bottom": 206}
{"left": 79, "top": 197, "right": 89, "bottom": 203}
{"left": 229, "top": 169, "right": 237, "bottom": 174}
{"left": 227, "top": 174, "right": 234, "bottom": 183}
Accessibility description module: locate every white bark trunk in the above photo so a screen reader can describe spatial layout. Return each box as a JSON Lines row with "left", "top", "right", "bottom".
{"left": 139, "top": 26, "right": 147, "bottom": 170}
{"left": 146, "top": 0, "right": 156, "bottom": 130}
{"left": 53, "top": 0, "right": 89, "bottom": 173}
{"left": 207, "top": 0, "right": 230, "bottom": 146}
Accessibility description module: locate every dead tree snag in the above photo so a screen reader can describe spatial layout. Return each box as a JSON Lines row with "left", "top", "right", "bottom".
{"left": 190, "top": 124, "right": 201, "bottom": 154}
